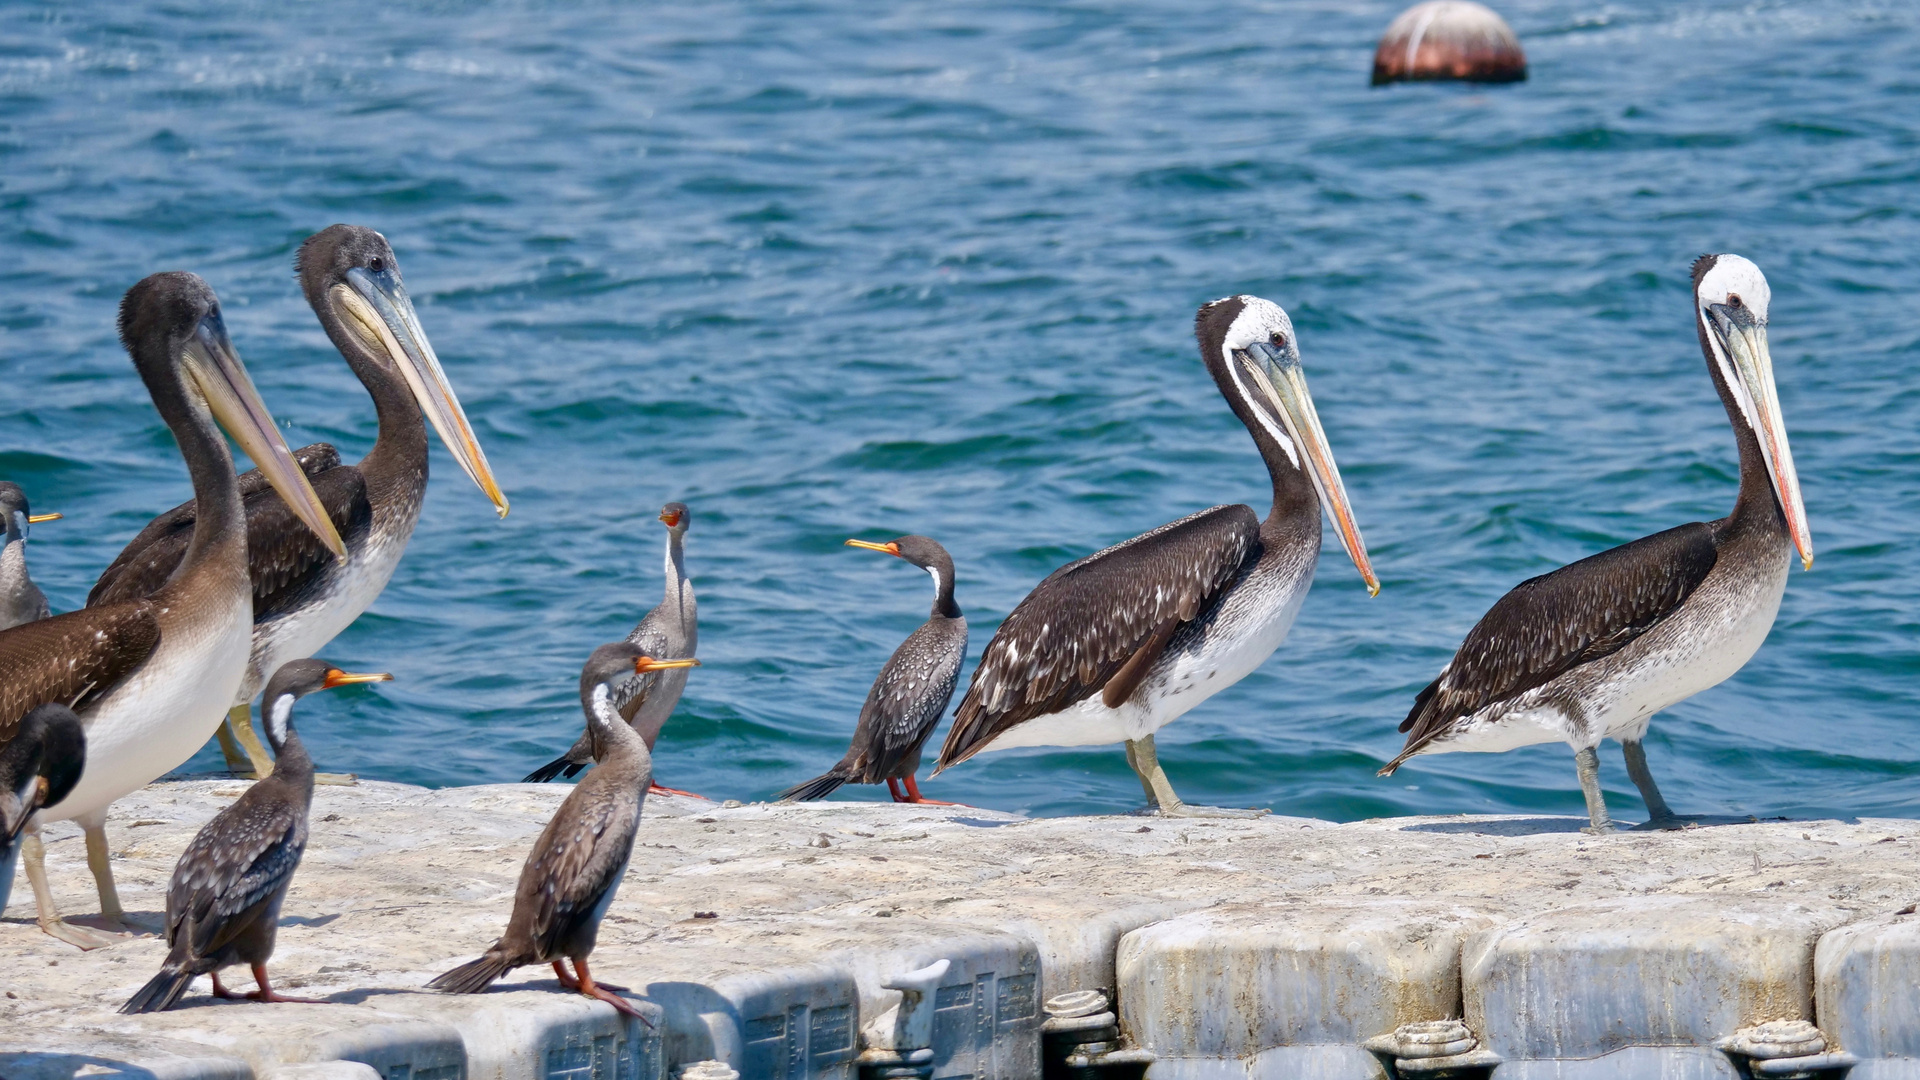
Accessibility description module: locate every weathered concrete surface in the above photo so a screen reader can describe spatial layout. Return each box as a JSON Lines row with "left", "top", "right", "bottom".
{"left": 1815, "top": 910, "right": 1920, "bottom": 1079}
{"left": 0, "top": 780, "right": 1914, "bottom": 1080}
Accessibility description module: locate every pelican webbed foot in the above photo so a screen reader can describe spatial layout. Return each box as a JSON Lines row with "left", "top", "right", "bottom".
{"left": 1125, "top": 735, "right": 1270, "bottom": 820}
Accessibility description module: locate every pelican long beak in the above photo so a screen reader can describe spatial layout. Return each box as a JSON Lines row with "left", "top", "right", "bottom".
{"left": 322, "top": 669, "right": 395, "bottom": 689}
{"left": 26, "top": 512, "right": 61, "bottom": 524}
{"left": 1238, "top": 342, "right": 1379, "bottom": 595}
{"left": 336, "top": 267, "right": 509, "bottom": 517}
{"left": 182, "top": 312, "right": 347, "bottom": 558}
{"left": 1710, "top": 307, "right": 1812, "bottom": 569}
{"left": 635, "top": 657, "right": 701, "bottom": 674}
{"left": 845, "top": 539, "right": 902, "bottom": 557}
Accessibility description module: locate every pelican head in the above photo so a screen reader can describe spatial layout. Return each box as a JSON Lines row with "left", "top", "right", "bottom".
{"left": 1201, "top": 295, "right": 1378, "bottom": 595}
{"left": 1693, "top": 254, "right": 1811, "bottom": 569}
{"left": 299, "top": 224, "right": 509, "bottom": 518}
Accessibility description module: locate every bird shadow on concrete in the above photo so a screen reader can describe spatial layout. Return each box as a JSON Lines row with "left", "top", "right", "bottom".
{"left": 1400, "top": 814, "right": 1826, "bottom": 836}
{"left": 0, "top": 1052, "right": 196, "bottom": 1080}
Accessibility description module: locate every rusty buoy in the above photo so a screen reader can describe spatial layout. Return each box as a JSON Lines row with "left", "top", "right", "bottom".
{"left": 1371, "top": 1, "right": 1527, "bottom": 86}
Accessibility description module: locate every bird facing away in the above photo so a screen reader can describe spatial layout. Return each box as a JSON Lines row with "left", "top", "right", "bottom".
{"left": 432, "top": 641, "right": 695, "bottom": 1019}
{"left": 88, "top": 225, "right": 507, "bottom": 781}
{"left": 0, "top": 703, "right": 85, "bottom": 917}
{"left": 0, "top": 482, "right": 61, "bottom": 631}
{"left": 121, "top": 660, "right": 390, "bottom": 1013}
{"left": 1380, "top": 255, "right": 1812, "bottom": 833}
{"left": 779, "top": 535, "right": 966, "bottom": 804}
{"left": 524, "top": 503, "right": 699, "bottom": 796}
{"left": 0, "top": 273, "right": 342, "bottom": 949}
{"left": 935, "top": 297, "right": 1377, "bottom": 817}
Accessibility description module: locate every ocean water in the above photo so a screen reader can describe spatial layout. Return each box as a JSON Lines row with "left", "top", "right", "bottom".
{"left": 2, "top": 0, "right": 1916, "bottom": 823}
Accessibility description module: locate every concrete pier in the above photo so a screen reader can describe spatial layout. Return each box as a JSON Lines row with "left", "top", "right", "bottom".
{"left": 1, "top": 780, "right": 1915, "bottom": 1079}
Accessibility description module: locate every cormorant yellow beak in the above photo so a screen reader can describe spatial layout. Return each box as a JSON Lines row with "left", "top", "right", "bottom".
{"left": 845, "top": 539, "right": 902, "bottom": 557}
{"left": 323, "top": 669, "right": 395, "bottom": 689}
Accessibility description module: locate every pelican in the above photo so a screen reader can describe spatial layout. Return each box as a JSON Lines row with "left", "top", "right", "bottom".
{"left": 88, "top": 225, "right": 506, "bottom": 778}
{"left": 779, "top": 536, "right": 966, "bottom": 804}
{"left": 0, "top": 482, "right": 61, "bottom": 630}
{"left": 936, "top": 296, "right": 1377, "bottom": 816}
{"left": 0, "top": 272, "right": 342, "bottom": 946}
{"left": 1380, "top": 255, "right": 1811, "bottom": 832}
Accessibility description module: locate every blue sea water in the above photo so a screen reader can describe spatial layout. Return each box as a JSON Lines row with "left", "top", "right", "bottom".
{"left": 1, "top": 0, "right": 1916, "bottom": 822}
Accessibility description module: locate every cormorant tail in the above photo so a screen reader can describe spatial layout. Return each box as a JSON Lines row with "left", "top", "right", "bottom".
{"left": 522, "top": 754, "right": 574, "bottom": 784}
{"left": 120, "top": 965, "right": 196, "bottom": 1014}
{"left": 428, "top": 950, "right": 514, "bottom": 994}
{"left": 776, "top": 768, "right": 850, "bottom": 802}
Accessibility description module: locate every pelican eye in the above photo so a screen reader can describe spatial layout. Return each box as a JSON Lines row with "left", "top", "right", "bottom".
{"left": 369, "top": 257, "right": 387, "bottom": 273}
{"left": 1726, "top": 293, "right": 1743, "bottom": 309}
{"left": 1270, "top": 331, "right": 1288, "bottom": 349}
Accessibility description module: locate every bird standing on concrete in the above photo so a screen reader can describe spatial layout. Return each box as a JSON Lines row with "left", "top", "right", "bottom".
{"left": 525, "top": 503, "right": 699, "bottom": 797}
{"left": 0, "top": 482, "right": 61, "bottom": 631}
{"left": 89, "top": 226, "right": 507, "bottom": 780}
{"left": 936, "top": 297, "right": 1377, "bottom": 816}
{"left": 0, "top": 273, "right": 344, "bottom": 948}
{"left": 0, "top": 704, "right": 85, "bottom": 917}
{"left": 1380, "top": 256, "right": 1812, "bottom": 832}
{"left": 779, "top": 535, "right": 965, "bottom": 804}
{"left": 121, "top": 659, "right": 391, "bottom": 1013}
{"left": 433, "top": 641, "right": 695, "bottom": 1019}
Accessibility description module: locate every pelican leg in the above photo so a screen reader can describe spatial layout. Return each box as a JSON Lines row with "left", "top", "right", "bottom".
{"left": 21, "top": 826, "right": 124, "bottom": 950}
{"left": 1574, "top": 746, "right": 1616, "bottom": 834}
{"left": 224, "top": 703, "right": 275, "bottom": 780}
{"left": 1622, "top": 739, "right": 1696, "bottom": 831}
{"left": 1125, "top": 735, "right": 1268, "bottom": 819}
{"left": 214, "top": 719, "right": 251, "bottom": 775}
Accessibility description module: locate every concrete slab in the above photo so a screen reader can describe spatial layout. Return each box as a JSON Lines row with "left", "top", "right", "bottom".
{"left": 1115, "top": 898, "right": 1508, "bottom": 1078}
{"left": 1464, "top": 894, "right": 1857, "bottom": 1076}
{"left": 1, "top": 782, "right": 1914, "bottom": 1079}
{"left": 1815, "top": 909, "right": 1920, "bottom": 1079}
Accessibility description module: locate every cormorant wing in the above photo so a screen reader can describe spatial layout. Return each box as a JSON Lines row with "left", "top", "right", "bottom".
{"left": 0, "top": 602, "right": 162, "bottom": 746}
{"left": 516, "top": 787, "right": 641, "bottom": 959}
{"left": 849, "top": 617, "right": 966, "bottom": 779}
{"left": 1386, "top": 521, "right": 1721, "bottom": 770}
{"left": 939, "top": 503, "right": 1260, "bottom": 768}
{"left": 166, "top": 790, "right": 307, "bottom": 957}
{"left": 87, "top": 442, "right": 346, "bottom": 609}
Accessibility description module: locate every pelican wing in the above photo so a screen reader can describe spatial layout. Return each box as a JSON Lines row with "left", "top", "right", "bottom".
{"left": 87, "top": 442, "right": 353, "bottom": 612}
{"left": 1386, "top": 521, "right": 1720, "bottom": 770}
{"left": 939, "top": 503, "right": 1261, "bottom": 768}
{"left": 0, "top": 603, "right": 161, "bottom": 747}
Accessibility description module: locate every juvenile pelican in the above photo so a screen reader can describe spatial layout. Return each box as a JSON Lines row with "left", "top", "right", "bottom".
{"left": 89, "top": 226, "right": 506, "bottom": 778}
{"left": 0, "top": 273, "right": 342, "bottom": 947}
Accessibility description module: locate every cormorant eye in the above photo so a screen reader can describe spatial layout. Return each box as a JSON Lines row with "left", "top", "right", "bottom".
{"left": 369, "top": 257, "right": 387, "bottom": 273}
{"left": 1269, "top": 331, "right": 1288, "bottom": 349}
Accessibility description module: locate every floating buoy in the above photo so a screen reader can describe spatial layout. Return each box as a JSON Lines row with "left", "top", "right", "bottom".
{"left": 1371, "top": 1, "right": 1527, "bottom": 85}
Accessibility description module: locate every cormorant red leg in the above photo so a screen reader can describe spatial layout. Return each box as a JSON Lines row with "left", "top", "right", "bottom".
{"left": 210, "top": 971, "right": 243, "bottom": 999}
{"left": 886, "top": 778, "right": 906, "bottom": 801}
{"left": 244, "top": 963, "right": 324, "bottom": 1004}
{"left": 900, "top": 775, "right": 958, "bottom": 806}
{"left": 573, "top": 958, "right": 652, "bottom": 1027}
{"left": 553, "top": 960, "right": 580, "bottom": 990}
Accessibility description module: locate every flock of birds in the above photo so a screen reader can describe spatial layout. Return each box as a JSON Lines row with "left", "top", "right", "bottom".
{"left": 0, "top": 227, "right": 1810, "bottom": 1016}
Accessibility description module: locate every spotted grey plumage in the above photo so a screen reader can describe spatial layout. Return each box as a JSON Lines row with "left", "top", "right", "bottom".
{"left": 524, "top": 503, "right": 697, "bottom": 794}
{"left": 935, "top": 296, "right": 1378, "bottom": 817}
{"left": 121, "top": 659, "right": 390, "bottom": 1012}
{"left": 0, "top": 482, "right": 55, "bottom": 631}
{"left": 779, "top": 535, "right": 966, "bottom": 803}
{"left": 1381, "top": 255, "right": 1813, "bottom": 833}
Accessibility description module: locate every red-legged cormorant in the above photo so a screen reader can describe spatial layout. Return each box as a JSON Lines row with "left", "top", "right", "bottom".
{"left": 120, "top": 660, "right": 390, "bottom": 1012}
{"left": 780, "top": 535, "right": 966, "bottom": 804}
